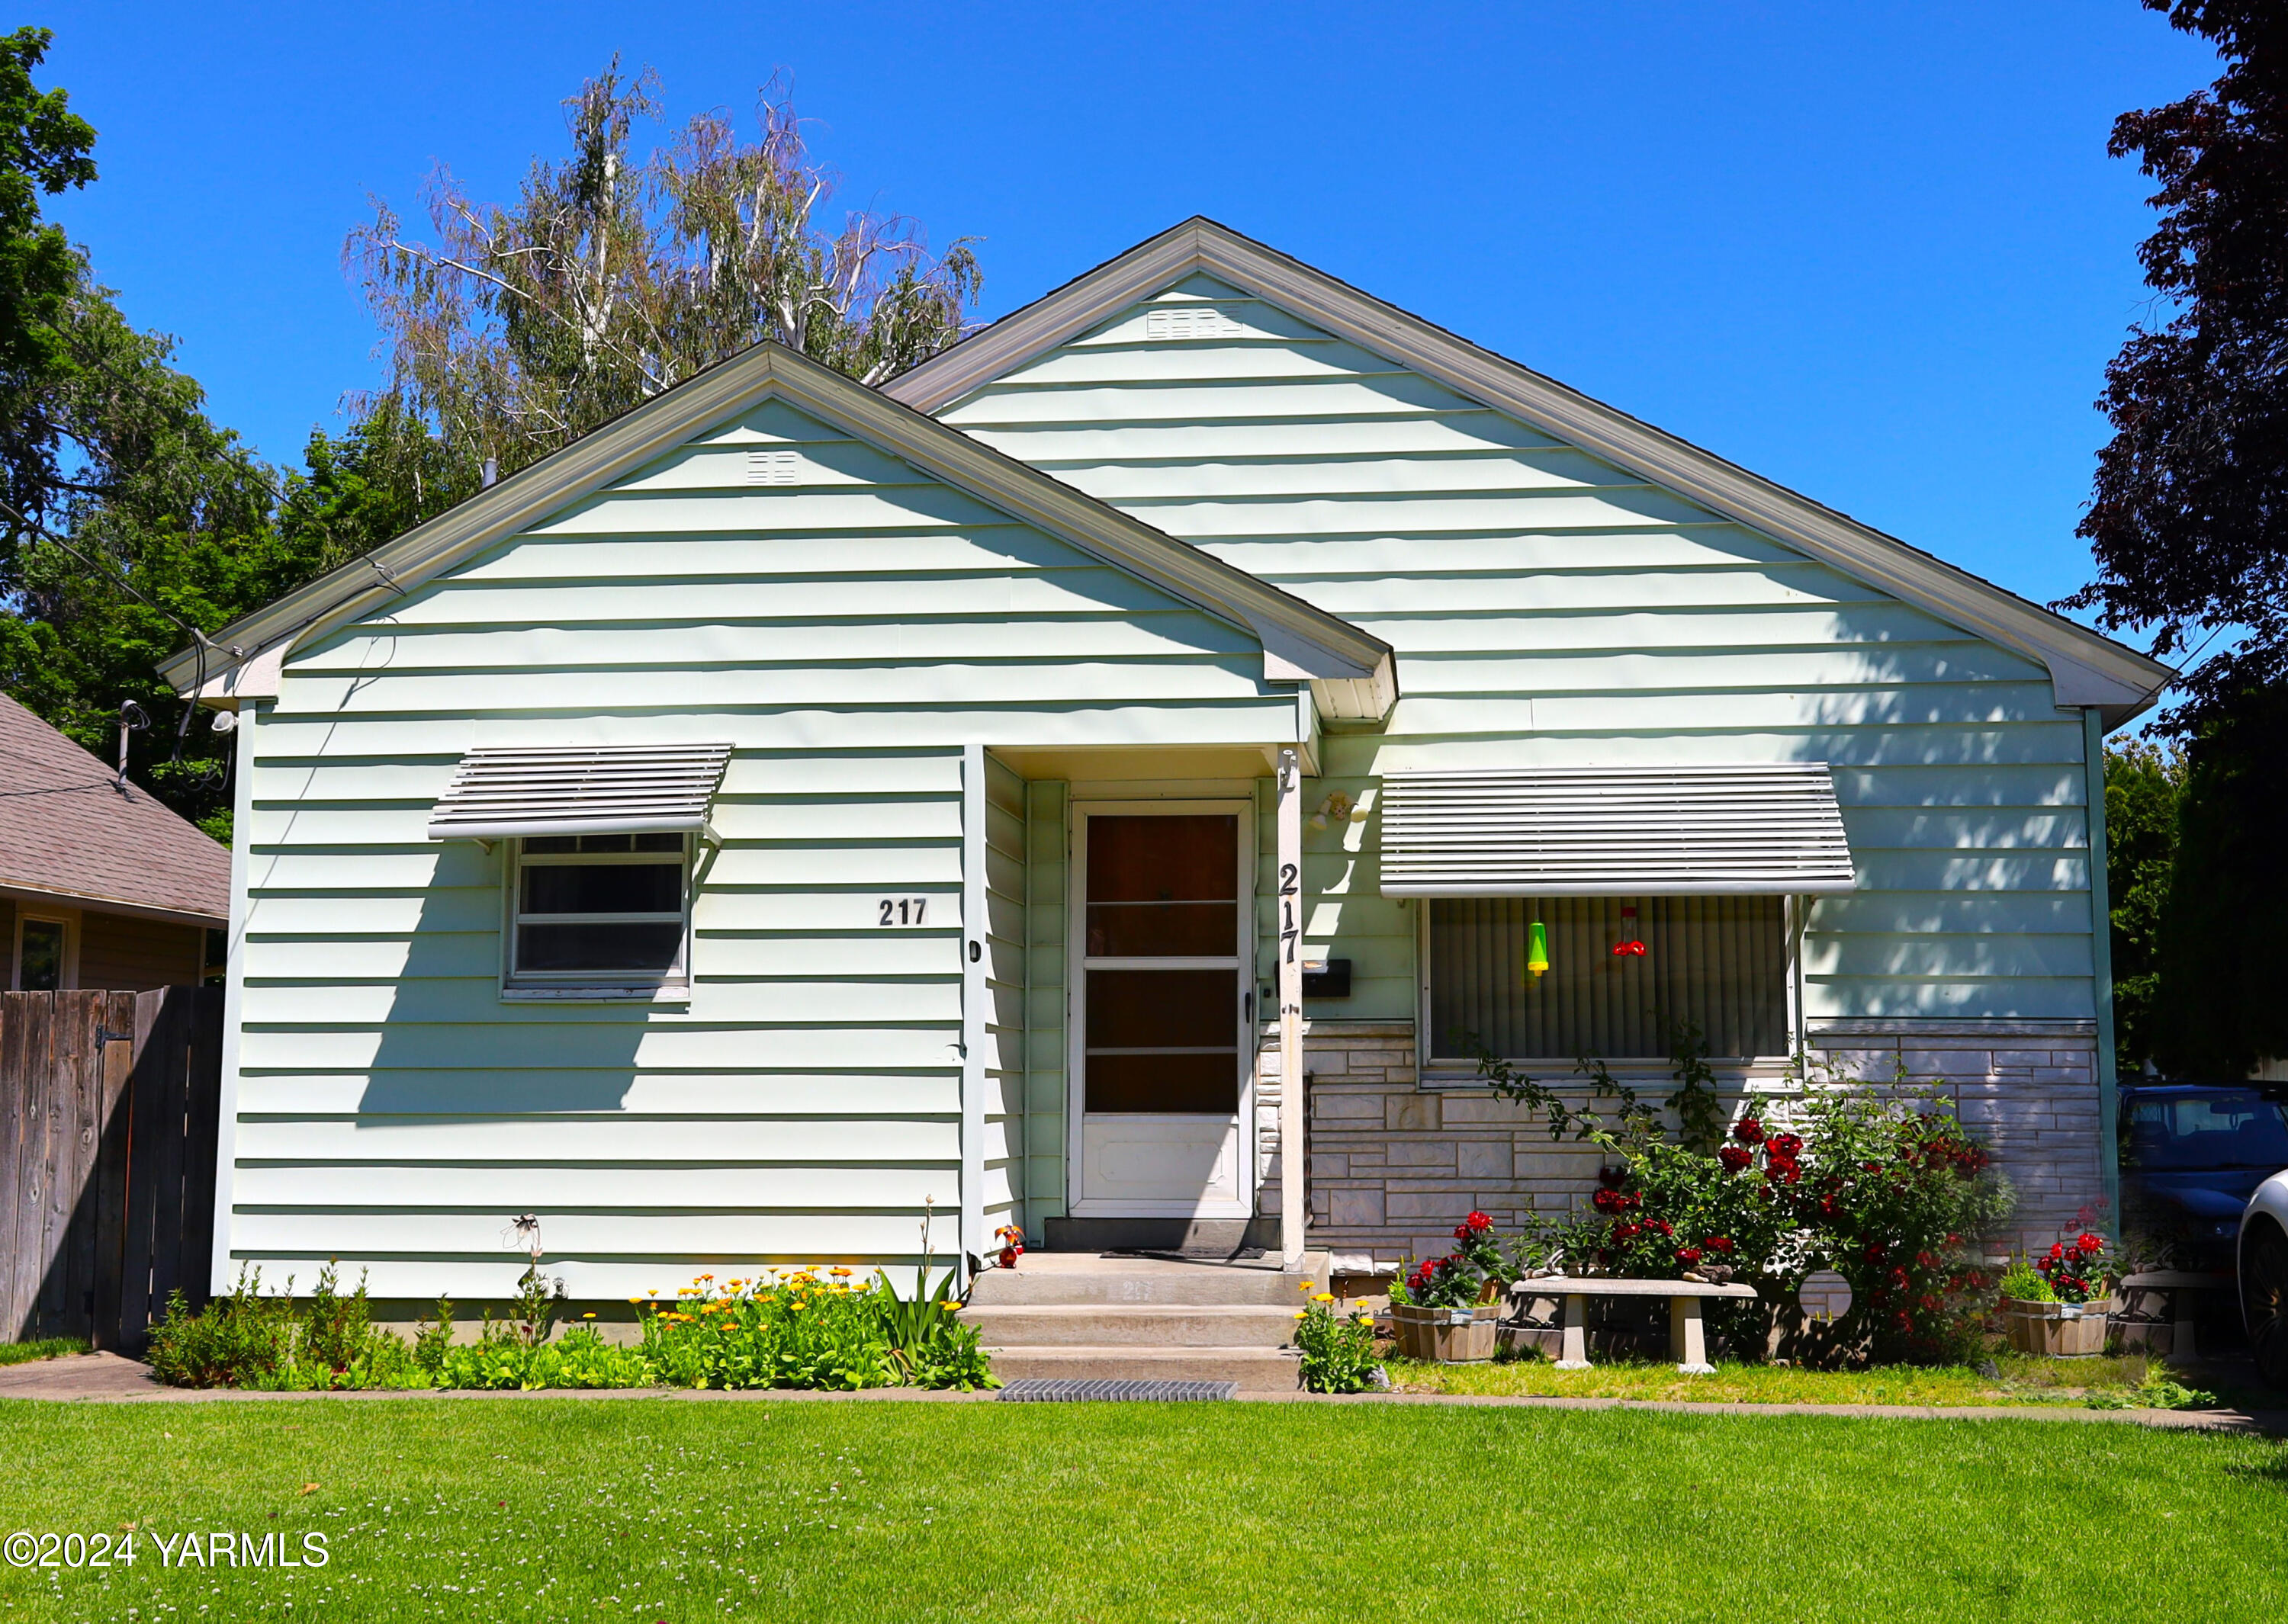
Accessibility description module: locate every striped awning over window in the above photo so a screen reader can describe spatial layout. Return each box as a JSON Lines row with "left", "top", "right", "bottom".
{"left": 1378, "top": 764, "right": 1856, "bottom": 897}
{"left": 426, "top": 743, "right": 734, "bottom": 841}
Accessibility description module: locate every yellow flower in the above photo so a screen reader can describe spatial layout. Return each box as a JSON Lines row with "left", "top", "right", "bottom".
{"left": 1293, "top": 1310, "right": 1309, "bottom": 1320}
{"left": 582, "top": 1312, "right": 596, "bottom": 1320}
{"left": 1313, "top": 1292, "right": 1335, "bottom": 1304}
{"left": 627, "top": 1297, "right": 641, "bottom": 1305}
{"left": 1300, "top": 1279, "right": 1315, "bottom": 1292}
{"left": 940, "top": 1301, "right": 962, "bottom": 1311}
{"left": 829, "top": 1266, "right": 853, "bottom": 1277}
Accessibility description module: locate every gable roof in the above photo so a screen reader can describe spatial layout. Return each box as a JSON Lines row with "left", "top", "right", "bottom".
{"left": 0, "top": 693, "right": 229, "bottom": 925}
{"left": 886, "top": 217, "right": 2172, "bottom": 728}
{"left": 159, "top": 341, "right": 1396, "bottom": 721}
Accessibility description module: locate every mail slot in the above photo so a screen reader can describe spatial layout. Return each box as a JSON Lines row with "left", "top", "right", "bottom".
{"left": 1301, "top": 958, "right": 1351, "bottom": 999}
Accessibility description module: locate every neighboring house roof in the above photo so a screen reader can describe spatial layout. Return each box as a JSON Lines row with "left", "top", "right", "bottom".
{"left": 0, "top": 692, "right": 230, "bottom": 925}
{"left": 157, "top": 341, "right": 1396, "bottom": 721}
{"left": 886, "top": 217, "right": 2174, "bottom": 727}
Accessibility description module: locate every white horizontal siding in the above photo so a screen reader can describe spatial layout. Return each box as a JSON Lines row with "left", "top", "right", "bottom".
{"left": 944, "top": 271, "right": 2098, "bottom": 1028}
{"left": 229, "top": 398, "right": 1303, "bottom": 1296}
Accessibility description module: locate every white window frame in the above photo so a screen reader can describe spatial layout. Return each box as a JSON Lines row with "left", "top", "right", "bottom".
{"left": 500, "top": 833, "right": 693, "bottom": 1003}
{"left": 11, "top": 907, "right": 79, "bottom": 992}
{"left": 1414, "top": 892, "right": 1803, "bottom": 1081}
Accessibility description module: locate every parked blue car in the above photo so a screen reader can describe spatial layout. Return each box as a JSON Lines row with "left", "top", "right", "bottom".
{"left": 2119, "top": 1084, "right": 2288, "bottom": 1271}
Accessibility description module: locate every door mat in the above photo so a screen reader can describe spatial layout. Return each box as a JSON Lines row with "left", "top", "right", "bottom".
{"left": 997, "top": 1378, "right": 1239, "bottom": 1402}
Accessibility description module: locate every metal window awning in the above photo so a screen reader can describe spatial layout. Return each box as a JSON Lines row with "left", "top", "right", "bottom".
{"left": 426, "top": 743, "right": 734, "bottom": 842}
{"left": 1378, "top": 764, "right": 1856, "bottom": 897}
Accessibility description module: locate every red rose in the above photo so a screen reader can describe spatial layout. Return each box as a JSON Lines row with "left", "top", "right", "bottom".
{"left": 1915, "top": 1250, "right": 1938, "bottom": 1269}
{"left": 1864, "top": 1244, "right": 1886, "bottom": 1263}
{"left": 1770, "top": 1134, "right": 1804, "bottom": 1158}
{"left": 1467, "top": 1210, "right": 1493, "bottom": 1233}
{"left": 1719, "top": 1146, "right": 1752, "bottom": 1173}
{"left": 1592, "top": 1188, "right": 1623, "bottom": 1213}
{"left": 1734, "top": 1118, "right": 1766, "bottom": 1145}
{"left": 2077, "top": 1232, "right": 2105, "bottom": 1254}
{"left": 1705, "top": 1236, "right": 1734, "bottom": 1253}
{"left": 2047, "top": 1242, "right": 2064, "bottom": 1260}
{"left": 1676, "top": 1247, "right": 1703, "bottom": 1266}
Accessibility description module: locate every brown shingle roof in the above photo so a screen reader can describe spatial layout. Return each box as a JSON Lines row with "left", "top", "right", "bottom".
{"left": 0, "top": 693, "right": 229, "bottom": 923}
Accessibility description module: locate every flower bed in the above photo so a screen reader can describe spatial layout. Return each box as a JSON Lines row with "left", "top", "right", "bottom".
{"left": 145, "top": 1263, "right": 995, "bottom": 1393}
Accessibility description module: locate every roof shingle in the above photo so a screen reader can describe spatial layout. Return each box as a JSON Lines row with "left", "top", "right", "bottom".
{"left": 0, "top": 693, "right": 229, "bottom": 923}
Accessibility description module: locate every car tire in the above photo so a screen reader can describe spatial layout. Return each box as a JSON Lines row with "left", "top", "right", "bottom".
{"left": 2245, "top": 1220, "right": 2288, "bottom": 1390}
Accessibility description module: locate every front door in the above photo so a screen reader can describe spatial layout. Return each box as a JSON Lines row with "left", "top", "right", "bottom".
{"left": 1070, "top": 803, "right": 1253, "bottom": 1217}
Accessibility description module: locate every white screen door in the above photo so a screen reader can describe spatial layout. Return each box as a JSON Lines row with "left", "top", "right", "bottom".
{"left": 1069, "top": 803, "right": 1253, "bottom": 1216}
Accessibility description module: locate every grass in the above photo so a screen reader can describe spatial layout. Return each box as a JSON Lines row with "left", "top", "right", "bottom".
{"left": 0, "top": 1340, "right": 86, "bottom": 1370}
{"left": 1386, "top": 1347, "right": 2250, "bottom": 1407}
{"left": 0, "top": 1398, "right": 2281, "bottom": 1621}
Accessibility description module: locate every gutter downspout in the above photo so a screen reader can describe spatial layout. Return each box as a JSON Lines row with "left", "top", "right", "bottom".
{"left": 2082, "top": 708, "right": 2123, "bottom": 1234}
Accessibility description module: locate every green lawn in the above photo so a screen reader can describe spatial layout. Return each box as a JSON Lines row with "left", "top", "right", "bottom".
{"left": 0, "top": 1341, "right": 85, "bottom": 1370}
{"left": 1386, "top": 1348, "right": 2256, "bottom": 1408}
{"left": 0, "top": 1398, "right": 2280, "bottom": 1622}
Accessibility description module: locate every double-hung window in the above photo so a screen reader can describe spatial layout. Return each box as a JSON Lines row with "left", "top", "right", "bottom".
{"left": 506, "top": 833, "right": 691, "bottom": 995}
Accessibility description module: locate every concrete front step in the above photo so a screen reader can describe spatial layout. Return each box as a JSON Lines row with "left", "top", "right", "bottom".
{"left": 970, "top": 1251, "right": 1332, "bottom": 1308}
{"left": 986, "top": 1344, "right": 1303, "bottom": 1394}
{"left": 961, "top": 1303, "right": 1303, "bottom": 1347}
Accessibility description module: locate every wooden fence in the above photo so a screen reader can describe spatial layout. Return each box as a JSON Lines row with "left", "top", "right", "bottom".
{"left": 0, "top": 987, "right": 223, "bottom": 1353}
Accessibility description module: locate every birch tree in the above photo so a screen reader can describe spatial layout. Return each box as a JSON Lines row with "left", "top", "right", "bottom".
{"left": 345, "top": 63, "right": 981, "bottom": 509}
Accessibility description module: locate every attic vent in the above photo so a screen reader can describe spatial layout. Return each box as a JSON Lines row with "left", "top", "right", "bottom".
{"left": 745, "top": 449, "right": 802, "bottom": 485}
{"left": 1144, "top": 307, "right": 1242, "bottom": 341}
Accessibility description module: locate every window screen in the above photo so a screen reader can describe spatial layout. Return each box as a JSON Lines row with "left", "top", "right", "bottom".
{"left": 510, "top": 833, "right": 689, "bottom": 987}
{"left": 1427, "top": 896, "right": 1786, "bottom": 1063}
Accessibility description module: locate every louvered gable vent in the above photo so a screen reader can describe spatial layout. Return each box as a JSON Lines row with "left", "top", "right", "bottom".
{"left": 427, "top": 743, "right": 734, "bottom": 842}
{"left": 1379, "top": 765, "right": 1856, "bottom": 897}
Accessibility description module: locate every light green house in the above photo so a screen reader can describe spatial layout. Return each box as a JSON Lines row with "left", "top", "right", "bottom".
{"left": 166, "top": 220, "right": 2167, "bottom": 1301}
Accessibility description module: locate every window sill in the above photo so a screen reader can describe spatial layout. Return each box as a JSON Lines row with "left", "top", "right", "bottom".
{"left": 501, "top": 984, "right": 690, "bottom": 1007}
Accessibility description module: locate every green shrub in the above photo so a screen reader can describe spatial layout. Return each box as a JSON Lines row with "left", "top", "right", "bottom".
{"left": 146, "top": 1268, "right": 297, "bottom": 1388}
{"left": 636, "top": 1268, "right": 997, "bottom": 1392}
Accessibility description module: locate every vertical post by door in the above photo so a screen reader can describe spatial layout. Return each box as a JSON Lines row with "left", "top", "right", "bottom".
{"left": 1277, "top": 749, "right": 1305, "bottom": 1268}
{"left": 961, "top": 744, "right": 988, "bottom": 1283}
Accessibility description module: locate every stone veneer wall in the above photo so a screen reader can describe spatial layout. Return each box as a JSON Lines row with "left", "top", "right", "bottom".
{"left": 1260, "top": 1018, "right": 2106, "bottom": 1263}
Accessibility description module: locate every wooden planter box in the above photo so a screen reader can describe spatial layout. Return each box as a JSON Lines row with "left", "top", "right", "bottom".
{"left": 2002, "top": 1296, "right": 2119, "bottom": 1358}
{"left": 1390, "top": 1301, "right": 1502, "bottom": 1363}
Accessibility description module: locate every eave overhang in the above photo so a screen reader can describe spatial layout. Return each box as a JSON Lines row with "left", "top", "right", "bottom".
{"left": 160, "top": 341, "right": 1394, "bottom": 724}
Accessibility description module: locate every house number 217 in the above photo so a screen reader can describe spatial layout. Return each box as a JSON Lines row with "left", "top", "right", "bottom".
{"left": 878, "top": 897, "right": 928, "bottom": 926}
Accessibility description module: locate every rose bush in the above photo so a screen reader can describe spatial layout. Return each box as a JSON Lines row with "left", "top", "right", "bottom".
{"left": 1522, "top": 1086, "right": 2013, "bottom": 1362}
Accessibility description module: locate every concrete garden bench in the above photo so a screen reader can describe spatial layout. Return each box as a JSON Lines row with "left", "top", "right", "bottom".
{"left": 1514, "top": 1276, "right": 1759, "bottom": 1374}
{"left": 2119, "top": 1269, "right": 2235, "bottom": 1359}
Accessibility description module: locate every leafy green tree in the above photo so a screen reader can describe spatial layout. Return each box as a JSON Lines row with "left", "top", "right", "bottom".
{"left": 2068, "top": 2, "right": 2288, "bottom": 725}
{"left": 2151, "top": 686, "right": 2288, "bottom": 1077}
{"left": 2103, "top": 737, "right": 2183, "bottom": 1076}
{"left": 0, "top": 24, "right": 95, "bottom": 526}
{"left": 342, "top": 63, "right": 980, "bottom": 527}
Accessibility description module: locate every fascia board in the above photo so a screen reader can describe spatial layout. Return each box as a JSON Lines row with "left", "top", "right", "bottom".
{"left": 162, "top": 338, "right": 1391, "bottom": 707}
{"left": 888, "top": 218, "right": 2174, "bottom": 717}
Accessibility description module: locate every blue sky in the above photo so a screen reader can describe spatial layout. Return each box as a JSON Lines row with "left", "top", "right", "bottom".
{"left": 36, "top": 2, "right": 2213, "bottom": 618}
